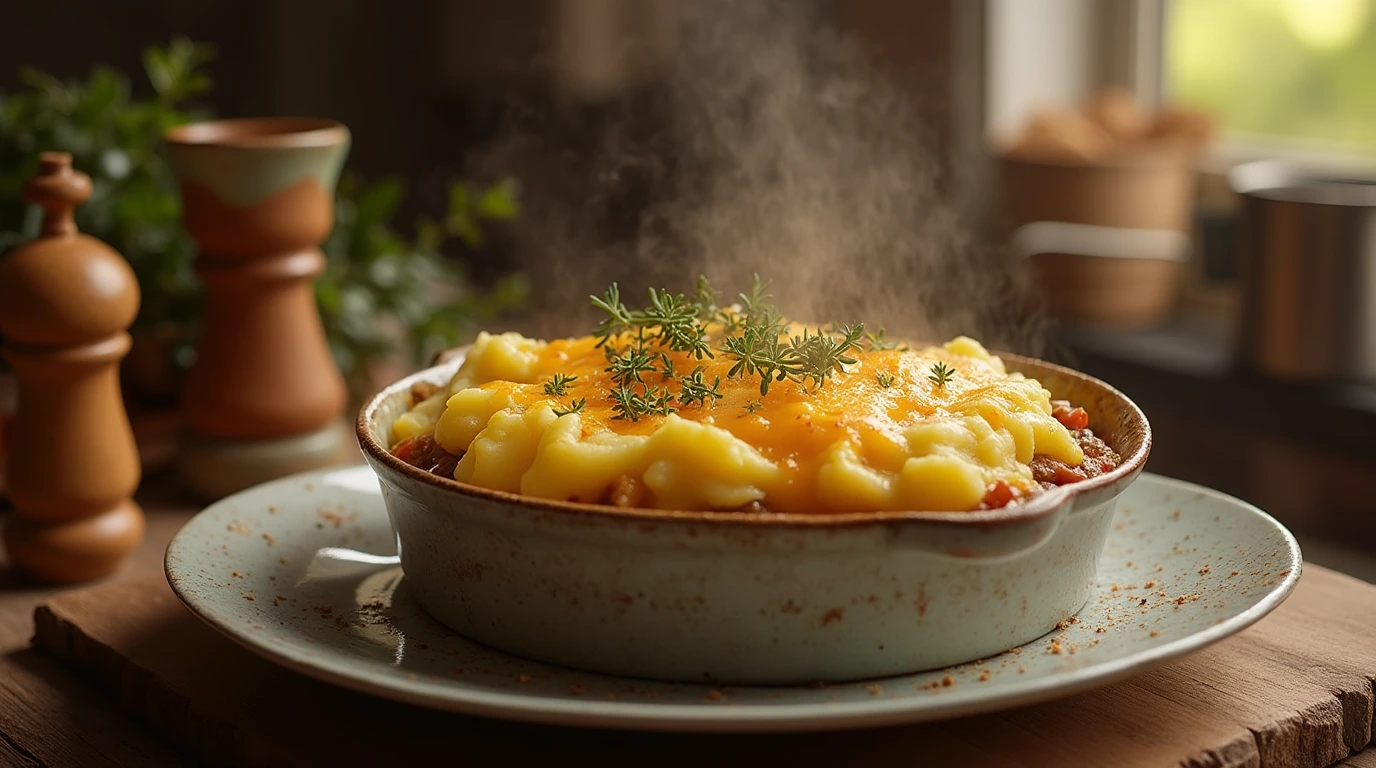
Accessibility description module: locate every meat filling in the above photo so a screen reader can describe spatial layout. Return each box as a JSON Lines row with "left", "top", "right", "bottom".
{"left": 980, "top": 404, "right": 1122, "bottom": 509}
{"left": 1029, "top": 428, "right": 1120, "bottom": 487}
{"left": 392, "top": 434, "right": 461, "bottom": 478}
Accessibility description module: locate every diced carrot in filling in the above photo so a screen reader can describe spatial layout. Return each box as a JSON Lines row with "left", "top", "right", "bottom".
{"left": 982, "top": 480, "right": 1019, "bottom": 509}
{"left": 1052, "top": 402, "right": 1090, "bottom": 431}
{"left": 393, "top": 437, "right": 418, "bottom": 463}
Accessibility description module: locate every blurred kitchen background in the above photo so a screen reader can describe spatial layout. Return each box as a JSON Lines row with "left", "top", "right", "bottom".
{"left": 2, "top": 0, "right": 1374, "bottom": 574}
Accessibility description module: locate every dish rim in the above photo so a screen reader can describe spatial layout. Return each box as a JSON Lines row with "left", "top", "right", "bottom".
{"left": 355, "top": 348, "right": 1151, "bottom": 528}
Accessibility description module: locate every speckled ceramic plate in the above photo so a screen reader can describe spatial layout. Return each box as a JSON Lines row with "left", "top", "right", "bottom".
{"left": 165, "top": 468, "right": 1301, "bottom": 732}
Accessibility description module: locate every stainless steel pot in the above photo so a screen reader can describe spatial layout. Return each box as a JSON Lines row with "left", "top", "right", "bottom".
{"left": 1230, "top": 159, "right": 1376, "bottom": 381}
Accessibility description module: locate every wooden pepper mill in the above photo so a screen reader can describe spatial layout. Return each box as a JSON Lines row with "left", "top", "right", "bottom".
{"left": 0, "top": 153, "right": 145, "bottom": 582}
{"left": 164, "top": 118, "right": 353, "bottom": 498}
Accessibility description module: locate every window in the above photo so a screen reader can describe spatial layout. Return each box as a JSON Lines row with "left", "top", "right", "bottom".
{"left": 1166, "top": 0, "right": 1376, "bottom": 154}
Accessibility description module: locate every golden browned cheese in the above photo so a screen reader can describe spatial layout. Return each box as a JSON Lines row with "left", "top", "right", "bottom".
{"left": 392, "top": 333, "right": 1084, "bottom": 514}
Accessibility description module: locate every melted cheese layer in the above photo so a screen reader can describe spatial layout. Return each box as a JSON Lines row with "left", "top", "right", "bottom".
{"left": 393, "top": 332, "right": 1085, "bottom": 514}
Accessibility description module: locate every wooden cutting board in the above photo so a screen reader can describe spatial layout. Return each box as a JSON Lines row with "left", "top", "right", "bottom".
{"left": 30, "top": 566, "right": 1376, "bottom": 768}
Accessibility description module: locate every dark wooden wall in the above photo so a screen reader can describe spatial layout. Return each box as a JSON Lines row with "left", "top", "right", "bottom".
{"left": 6, "top": 0, "right": 966, "bottom": 220}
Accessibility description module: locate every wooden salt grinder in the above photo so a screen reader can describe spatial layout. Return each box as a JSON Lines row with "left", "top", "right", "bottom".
{"left": 0, "top": 153, "right": 145, "bottom": 583}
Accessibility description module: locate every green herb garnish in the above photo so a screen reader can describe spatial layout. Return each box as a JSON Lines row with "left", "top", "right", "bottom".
{"left": 606, "top": 335, "right": 659, "bottom": 386}
{"left": 590, "top": 283, "right": 634, "bottom": 347}
{"left": 609, "top": 384, "right": 644, "bottom": 421}
{"left": 722, "top": 323, "right": 798, "bottom": 396}
{"left": 592, "top": 284, "right": 713, "bottom": 359}
{"left": 743, "top": 399, "right": 763, "bottom": 415}
{"left": 693, "top": 275, "right": 722, "bottom": 320}
{"left": 589, "top": 275, "right": 865, "bottom": 419}
{"left": 644, "top": 386, "right": 676, "bottom": 417}
{"left": 787, "top": 323, "right": 865, "bottom": 389}
{"left": 864, "top": 328, "right": 908, "bottom": 352}
{"left": 552, "top": 398, "right": 586, "bottom": 416}
{"left": 543, "top": 373, "right": 578, "bottom": 396}
{"left": 928, "top": 362, "right": 956, "bottom": 387}
{"left": 678, "top": 366, "right": 723, "bottom": 408}
{"left": 876, "top": 372, "right": 896, "bottom": 388}
{"left": 645, "top": 288, "right": 713, "bottom": 359}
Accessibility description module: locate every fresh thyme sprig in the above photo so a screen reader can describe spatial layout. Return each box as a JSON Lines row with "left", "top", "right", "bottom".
{"left": 677, "top": 366, "right": 723, "bottom": 407}
{"left": 645, "top": 288, "right": 713, "bottom": 359}
{"left": 739, "top": 274, "right": 774, "bottom": 319}
{"left": 693, "top": 275, "right": 746, "bottom": 335}
{"left": 693, "top": 275, "right": 721, "bottom": 320}
{"left": 590, "top": 283, "right": 634, "bottom": 348}
{"left": 876, "top": 371, "right": 896, "bottom": 388}
{"left": 552, "top": 398, "right": 586, "bottom": 417}
{"left": 543, "top": 373, "right": 578, "bottom": 396}
{"left": 928, "top": 361, "right": 956, "bottom": 387}
{"left": 606, "top": 337, "right": 658, "bottom": 386}
{"left": 609, "top": 383, "right": 643, "bottom": 421}
{"left": 644, "top": 386, "right": 676, "bottom": 417}
{"left": 788, "top": 323, "right": 865, "bottom": 388}
{"left": 610, "top": 383, "right": 674, "bottom": 422}
{"left": 743, "top": 399, "right": 763, "bottom": 414}
{"left": 864, "top": 328, "right": 908, "bottom": 352}
{"left": 592, "top": 284, "right": 713, "bottom": 359}
{"left": 590, "top": 275, "right": 869, "bottom": 418}
{"left": 722, "top": 323, "right": 799, "bottom": 396}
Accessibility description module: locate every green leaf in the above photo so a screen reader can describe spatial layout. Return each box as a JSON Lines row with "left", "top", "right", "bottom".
{"left": 18, "top": 67, "right": 67, "bottom": 99}
{"left": 0, "top": 39, "right": 525, "bottom": 389}
{"left": 82, "top": 67, "right": 130, "bottom": 118}
{"left": 20, "top": 204, "right": 42, "bottom": 238}
{"left": 414, "top": 215, "right": 444, "bottom": 252}
{"left": 0, "top": 231, "right": 28, "bottom": 251}
{"left": 316, "top": 279, "right": 342, "bottom": 313}
{"left": 475, "top": 178, "right": 521, "bottom": 220}
{"left": 143, "top": 46, "right": 173, "bottom": 97}
{"left": 450, "top": 210, "right": 484, "bottom": 249}
{"left": 181, "top": 73, "right": 213, "bottom": 99}
{"left": 446, "top": 183, "right": 470, "bottom": 220}
{"left": 354, "top": 177, "right": 404, "bottom": 227}
{"left": 485, "top": 273, "right": 528, "bottom": 305}
{"left": 143, "top": 37, "right": 215, "bottom": 104}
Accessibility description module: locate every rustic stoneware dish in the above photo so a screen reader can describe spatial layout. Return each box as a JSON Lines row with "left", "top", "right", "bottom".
{"left": 355, "top": 351, "right": 1151, "bottom": 684}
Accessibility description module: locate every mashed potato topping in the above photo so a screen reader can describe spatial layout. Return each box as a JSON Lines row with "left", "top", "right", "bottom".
{"left": 391, "top": 330, "right": 1086, "bottom": 514}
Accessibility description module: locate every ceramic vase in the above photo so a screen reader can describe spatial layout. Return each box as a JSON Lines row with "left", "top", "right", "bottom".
{"left": 165, "top": 118, "right": 353, "bottom": 498}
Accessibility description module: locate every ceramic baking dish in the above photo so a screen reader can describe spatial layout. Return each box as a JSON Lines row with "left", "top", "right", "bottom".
{"left": 357, "top": 351, "right": 1150, "bottom": 684}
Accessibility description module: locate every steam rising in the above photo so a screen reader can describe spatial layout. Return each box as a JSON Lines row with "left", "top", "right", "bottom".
{"left": 475, "top": 0, "right": 1042, "bottom": 354}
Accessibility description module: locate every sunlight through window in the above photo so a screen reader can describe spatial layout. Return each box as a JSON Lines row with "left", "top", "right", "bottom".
{"left": 1167, "top": 0, "right": 1376, "bottom": 151}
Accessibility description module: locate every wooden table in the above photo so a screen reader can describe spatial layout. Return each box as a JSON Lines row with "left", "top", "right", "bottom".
{"left": 4, "top": 476, "right": 1376, "bottom": 768}
{"left": 0, "top": 478, "right": 192, "bottom": 766}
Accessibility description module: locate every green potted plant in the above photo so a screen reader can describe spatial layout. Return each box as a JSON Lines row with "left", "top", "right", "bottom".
{"left": 320, "top": 173, "right": 527, "bottom": 397}
{"left": 0, "top": 37, "right": 525, "bottom": 407}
